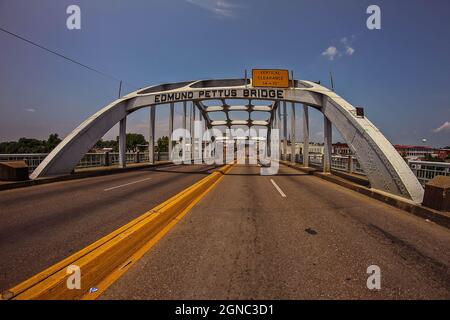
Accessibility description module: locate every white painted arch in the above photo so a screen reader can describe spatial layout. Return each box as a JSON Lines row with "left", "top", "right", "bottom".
{"left": 30, "top": 79, "right": 424, "bottom": 203}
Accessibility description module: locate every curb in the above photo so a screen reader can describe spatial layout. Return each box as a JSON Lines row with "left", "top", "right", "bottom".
{"left": 0, "top": 162, "right": 172, "bottom": 192}
{"left": 1, "top": 164, "right": 234, "bottom": 300}
{"left": 281, "top": 161, "right": 450, "bottom": 229}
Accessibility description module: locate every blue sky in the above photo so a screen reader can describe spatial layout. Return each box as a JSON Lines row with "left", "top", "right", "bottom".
{"left": 0, "top": 0, "right": 449, "bottom": 147}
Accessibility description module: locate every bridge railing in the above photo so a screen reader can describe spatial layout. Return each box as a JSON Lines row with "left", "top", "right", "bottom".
{"left": 0, "top": 151, "right": 169, "bottom": 174}
{"left": 0, "top": 153, "right": 48, "bottom": 173}
{"left": 294, "top": 154, "right": 449, "bottom": 185}
{"left": 2, "top": 153, "right": 448, "bottom": 184}
{"left": 295, "top": 154, "right": 366, "bottom": 176}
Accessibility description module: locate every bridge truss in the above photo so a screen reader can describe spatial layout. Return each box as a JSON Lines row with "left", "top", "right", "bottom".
{"left": 30, "top": 78, "right": 424, "bottom": 203}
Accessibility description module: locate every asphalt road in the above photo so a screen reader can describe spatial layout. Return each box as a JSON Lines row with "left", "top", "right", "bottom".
{"left": 0, "top": 164, "right": 218, "bottom": 291}
{"left": 101, "top": 164, "right": 450, "bottom": 299}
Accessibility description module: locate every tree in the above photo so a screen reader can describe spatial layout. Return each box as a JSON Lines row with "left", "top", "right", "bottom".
{"left": 46, "top": 133, "right": 61, "bottom": 151}
{"left": 0, "top": 133, "right": 62, "bottom": 153}
{"left": 157, "top": 136, "right": 169, "bottom": 152}
{"left": 115, "top": 133, "right": 147, "bottom": 152}
{"left": 94, "top": 139, "right": 118, "bottom": 152}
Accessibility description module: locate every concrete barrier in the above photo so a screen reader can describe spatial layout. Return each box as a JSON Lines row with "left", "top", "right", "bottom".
{"left": 1, "top": 164, "right": 233, "bottom": 300}
{"left": 0, "top": 161, "right": 29, "bottom": 181}
{"left": 422, "top": 175, "right": 450, "bottom": 212}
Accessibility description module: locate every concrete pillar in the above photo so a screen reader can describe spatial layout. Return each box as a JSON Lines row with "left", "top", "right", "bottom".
{"left": 119, "top": 117, "right": 127, "bottom": 168}
{"left": 290, "top": 102, "right": 296, "bottom": 163}
{"left": 169, "top": 103, "right": 174, "bottom": 160}
{"left": 348, "top": 155, "right": 353, "bottom": 173}
{"left": 149, "top": 105, "right": 155, "bottom": 164}
{"left": 303, "top": 105, "right": 309, "bottom": 167}
{"left": 283, "top": 101, "right": 287, "bottom": 161}
{"left": 104, "top": 151, "right": 110, "bottom": 166}
{"left": 323, "top": 114, "right": 332, "bottom": 173}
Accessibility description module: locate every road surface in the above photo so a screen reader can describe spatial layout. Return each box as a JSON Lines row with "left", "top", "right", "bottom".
{"left": 0, "top": 164, "right": 218, "bottom": 291}
{"left": 101, "top": 164, "right": 450, "bottom": 299}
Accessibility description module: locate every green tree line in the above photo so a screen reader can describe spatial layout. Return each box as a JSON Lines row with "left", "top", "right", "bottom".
{"left": 1, "top": 133, "right": 170, "bottom": 153}
{"left": 0, "top": 134, "right": 61, "bottom": 153}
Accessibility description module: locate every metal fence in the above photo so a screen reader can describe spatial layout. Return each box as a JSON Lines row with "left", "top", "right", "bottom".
{"left": 295, "top": 154, "right": 449, "bottom": 185}
{"left": 0, "top": 151, "right": 169, "bottom": 174}
{"left": 0, "top": 153, "right": 48, "bottom": 173}
{"left": 1, "top": 152, "right": 449, "bottom": 185}
{"left": 294, "top": 154, "right": 366, "bottom": 176}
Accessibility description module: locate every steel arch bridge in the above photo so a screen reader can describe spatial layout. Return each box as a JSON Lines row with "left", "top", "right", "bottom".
{"left": 30, "top": 78, "right": 424, "bottom": 203}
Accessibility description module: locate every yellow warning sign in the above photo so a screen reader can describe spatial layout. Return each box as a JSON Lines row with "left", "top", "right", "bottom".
{"left": 252, "top": 69, "right": 289, "bottom": 88}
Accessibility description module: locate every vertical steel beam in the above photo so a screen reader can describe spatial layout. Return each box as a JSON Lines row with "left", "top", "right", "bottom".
{"left": 182, "top": 101, "right": 187, "bottom": 162}
{"left": 169, "top": 103, "right": 174, "bottom": 159}
{"left": 283, "top": 101, "right": 287, "bottom": 161}
{"left": 149, "top": 105, "right": 155, "bottom": 164}
{"left": 290, "top": 102, "right": 296, "bottom": 163}
{"left": 189, "top": 102, "right": 194, "bottom": 161}
{"left": 182, "top": 101, "right": 187, "bottom": 131}
{"left": 277, "top": 103, "right": 282, "bottom": 159}
{"left": 323, "top": 114, "right": 332, "bottom": 173}
{"left": 302, "top": 105, "right": 309, "bottom": 167}
{"left": 119, "top": 117, "right": 127, "bottom": 168}
{"left": 191, "top": 102, "right": 195, "bottom": 162}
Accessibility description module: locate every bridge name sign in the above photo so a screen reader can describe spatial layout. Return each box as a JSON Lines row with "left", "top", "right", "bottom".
{"left": 154, "top": 88, "right": 285, "bottom": 103}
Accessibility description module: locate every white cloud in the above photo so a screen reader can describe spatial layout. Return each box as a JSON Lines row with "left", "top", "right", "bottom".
{"left": 322, "top": 46, "right": 338, "bottom": 60}
{"left": 345, "top": 46, "right": 355, "bottom": 56}
{"left": 186, "top": 0, "right": 239, "bottom": 17}
{"left": 322, "top": 34, "right": 358, "bottom": 60}
{"left": 25, "top": 108, "right": 36, "bottom": 112}
{"left": 433, "top": 121, "right": 450, "bottom": 133}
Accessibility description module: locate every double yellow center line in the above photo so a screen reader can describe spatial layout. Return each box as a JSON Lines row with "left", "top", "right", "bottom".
{"left": 2, "top": 164, "right": 233, "bottom": 300}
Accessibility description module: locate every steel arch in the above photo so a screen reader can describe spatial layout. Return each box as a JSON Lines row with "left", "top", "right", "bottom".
{"left": 30, "top": 78, "right": 424, "bottom": 203}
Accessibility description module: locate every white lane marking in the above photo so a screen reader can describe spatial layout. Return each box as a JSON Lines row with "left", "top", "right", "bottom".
{"left": 104, "top": 177, "right": 152, "bottom": 191}
{"left": 270, "top": 179, "right": 287, "bottom": 198}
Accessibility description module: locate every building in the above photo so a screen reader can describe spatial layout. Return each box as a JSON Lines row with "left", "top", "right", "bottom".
{"left": 332, "top": 142, "right": 353, "bottom": 155}
{"left": 437, "top": 148, "right": 450, "bottom": 161}
{"left": 394, "top": 145, "right": 437, "bottom": 160}
{"left": 284, "top": 142, "right": 325, "bottom": 155}
{"left": 284, "top": 142, "right": 354, "bottom": 156}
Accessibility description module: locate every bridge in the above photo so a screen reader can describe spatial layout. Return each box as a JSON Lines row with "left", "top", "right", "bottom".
{"left": 1, "top": 78, "right": 449, "bottom": 300}
{"left": 30, "top": 78, "right": 423, "bottom": 203}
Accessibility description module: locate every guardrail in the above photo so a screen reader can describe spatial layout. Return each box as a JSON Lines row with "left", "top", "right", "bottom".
{"left": 0, "top": 152, "right": 170, "bottom": 174}
{"left": 1, "top": 152, "right": 448, "bottom": 184}
{"left": 0, "top": 153, "right": 48, "bottom": 173}
{"left": 293, "top": 154, "right": 449, "bottom": 185}
{"left": 291, "top": 154, "right": 366, "bottom": 176}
